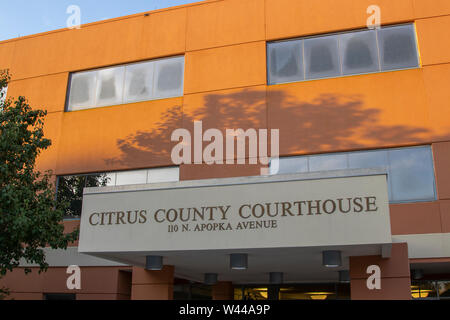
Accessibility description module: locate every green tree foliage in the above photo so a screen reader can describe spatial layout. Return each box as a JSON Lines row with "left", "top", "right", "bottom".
{"left": 0, "top": 70, "right": 78, "bottom": 277}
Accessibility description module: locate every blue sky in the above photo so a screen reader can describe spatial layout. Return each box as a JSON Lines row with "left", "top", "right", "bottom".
{"left": 0, "top": 0, "right": 199, "bottom": 41}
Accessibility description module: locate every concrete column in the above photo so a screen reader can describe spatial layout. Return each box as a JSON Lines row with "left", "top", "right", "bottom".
{"left": 212, "top": 281, "right": 234, "bottom": 300}
{"left": 131, "top": 266, "right": 174, "bottom": 300}
{"left": 350, "top": 243, "right": 411, "bottom": 300}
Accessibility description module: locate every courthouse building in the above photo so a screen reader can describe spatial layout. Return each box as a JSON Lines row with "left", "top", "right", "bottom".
{"left": 1, "top": 0, "right": 450, "bottom": 300}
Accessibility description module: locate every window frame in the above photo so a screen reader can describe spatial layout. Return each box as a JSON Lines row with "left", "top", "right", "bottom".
{"left": 65, "top": 55, "right": 185, "bottom": 112}
{"left": 270, "top": 145, "right": 437, "bottom": 204}
{"left": 266, "top": 23, "right": 420, "bottom": 86}
{"left": 303, "top": 33, "right": 342, "bottom": 81}
{"left": 267, "top": 39, "right": 305, "bottom": 85}
{"left": 57, "top": 166, "right": 180, "bottom": 220}
{"left": 377, "top": 23, "right": 421, "bottom": 72}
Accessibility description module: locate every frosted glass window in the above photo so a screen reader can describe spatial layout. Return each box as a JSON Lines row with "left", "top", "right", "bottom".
{"left": 147, "top": 167, "right": 180, "bottom": 183}
{"left": 95, "top": 67, "right": 125, "bottom": 107}
{"left": 67, "top": 71, "right": 97, "bottom": 111}
{"left": 304, "top": 35, "right": 340, "bottom": 80}
{"left": 115, "top": 169, "right": 148, "bottom": 186}
{"left": 66, "top": 56, "right": 184, "bottom": 112}
{"left": 275, "top": 157, "right": 308, "bottom": 175}
{"left": 124, "top": 61, "right": 154, "bottom": 103}
{"left": 388, "top": 147, "right": 435, "bottom": 202}
{"left": 57, "top": 173, "right": 111, "bottom": 218}
{"left": 309, "top": 154, "right": 347, "bottom": 172}
{"left": 267, "top": 40, "right": 303, "bottom": 85}
{"left": 340, "top": 30, "right": 379, "bottom": 75}
{"left": 378, "top": 24, "right": 419, "bottom": 71}
{"left": 267, "top": 24, "right": 419, "bottom": 85}
{"left": 153, "top": 56, "right": 184, "bottom": 99}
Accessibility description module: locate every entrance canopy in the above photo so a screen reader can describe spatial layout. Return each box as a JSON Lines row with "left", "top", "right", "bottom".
{"left": 78, "top": 169, "right": 392, "bottom": 284}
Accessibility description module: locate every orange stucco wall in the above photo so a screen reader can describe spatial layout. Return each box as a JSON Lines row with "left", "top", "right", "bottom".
{"left": 131, "top": 266, "right": 174, "bottom": 300}
{"left": 1, "top": 0, "right": 450, "bottom": 236}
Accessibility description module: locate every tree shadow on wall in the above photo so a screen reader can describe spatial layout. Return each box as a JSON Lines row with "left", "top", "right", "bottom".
{"left": 104, "top": 104, "right": 182, "bottom": 167}
{"left": 104, "top": 88, "right": 445, "bottom": 168}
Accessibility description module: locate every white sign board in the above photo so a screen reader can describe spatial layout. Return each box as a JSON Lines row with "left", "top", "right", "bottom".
{"left": 78, "top": 173, "right": 392, "bottom": 254}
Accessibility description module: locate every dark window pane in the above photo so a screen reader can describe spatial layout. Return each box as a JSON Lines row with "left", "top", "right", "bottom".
{"left": 304, "top": 35, "right": 340, "bottom": 79}
{"left": 378, "top": 24, "right": 419, "bottom": 71}
{"left": 267, "top": 40, "right": 303, "bottom": 84}
{"left": 388, "top": 147, "right": 436, "bottom": 202}
{"left": 57, "top": 174, "right": 111, "bottom": 218}
{"left": 340, "top": 30, "right": 379, "bottom": 75}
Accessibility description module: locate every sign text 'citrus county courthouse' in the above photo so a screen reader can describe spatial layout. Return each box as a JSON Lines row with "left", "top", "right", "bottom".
{"left": 87, "top": 196, "right": 379, "bottom": 234}
{"left": 78, "top": 171, "right": 392, "bottom": 254}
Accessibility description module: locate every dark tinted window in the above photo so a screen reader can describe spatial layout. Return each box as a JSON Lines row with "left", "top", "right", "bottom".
{"left": 57, "top": 174, "right": 110, "bottom": 218}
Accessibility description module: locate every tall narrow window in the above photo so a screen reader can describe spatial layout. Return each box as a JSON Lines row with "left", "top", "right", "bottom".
{"left": 57, "top": 173, "right": 111, "bottom": 218}
{"left": 124, "top": 61, "right": 154, "bottom": 103}
{"left": 388, "top": 147, "right": 435, "bottom": 202}
{"left": 153, "top": 56, "right": 184, "bottom": 99}
{"left": 267, "top": 23, "right": 419, "bottom": 85}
